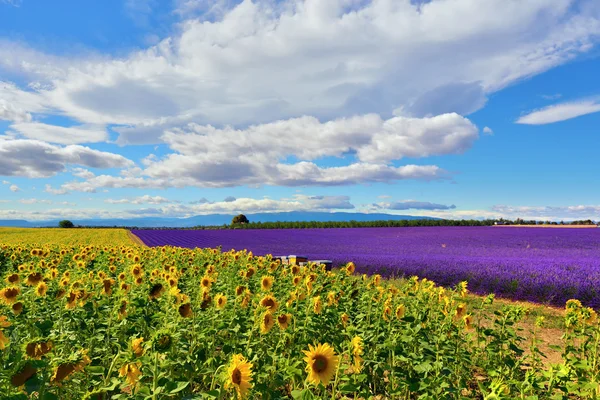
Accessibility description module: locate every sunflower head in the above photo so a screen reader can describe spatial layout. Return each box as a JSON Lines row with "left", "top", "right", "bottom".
{"left": 260, "top": 276, "right": 274, "bottom": 291}
{"left": 0, "top": 286, "right": 20, "bottom": 305}
{"left": 346, "top": 262, "right": 356, "bottom": 276}
{"left": 215, "top": 294, "right": 227, "bottom": 310}
{"left": 303, "top": 343, "right": 339, "bottom": 386}
{"left": 25, "top": 340, "right": 53, "bottom": 359}
{"left": 179, "top": 303, "right": 193, "bottom": 318}
{"left": 312, "top": 296, "right": 322, "bottom": 314}
{"left": 260, "top": 311, "right": 274, "bottom": 334}
{"left": 26, "top": 272, "right": 43, "bottom": 286}
{"left": 12, "top": 302, "right": 23, "bottom": 315}
{"left": 131, "top": 337, "right": 144, "bottom": 357}
{"left": 395, "top": 304, "right": 406, "bottom": 319}
{"left": 259, "top": 295, "right": 278, "bottom": 312}
{"left": 277, "top": 313, "right": 292, "bottom": 330}
{"left": 224, "top": 354, "right": 253, "bottom": 399}
{"left": 149, "top": 283, "right": 164, "bottom": 299}
{"left": 35, "top": 282, "right": 48, "bottom": 297}
{"left": 11, "top": 362, "right": 37, "bottom": 387}
{"left": 152, "top": 331, "right": 173, "bottom": 352}
{"left": 5, "top": 273, "right": 19, "bottom": 284}
{"left": 119, "top": 362, "right": 142, "bottom": 386}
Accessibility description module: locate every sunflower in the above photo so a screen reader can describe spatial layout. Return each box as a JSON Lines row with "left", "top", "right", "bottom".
{"left": 351, "top": 336, "right": 364, "bottom": 373}
{"left": 260, "top": 311, "right": 274, "bottom": 334}
{"left": 291, "top": 265, "right": 300, "bottom": 275}
{"left": 65, "top": 291, "right": 78, "bottom": 310}
{"left": 312, "top": 296, "right": 322, "bottom": 314}
{"left": 215, "top": 294, "right": 227, "bottom": 309}
{"left": 372, "top": 274, "right": 382, "bottom": 286}
{"left": 153, "top": 332, "right": 173, "bottom": 352}
{"left": 12, "top": 302, "right": 23, "bottom": 315}
{"left": 259, "top": 295, "right": 279, "bottom": 312}
{"left": 25, "top": 340, "right": 53, "bottom": 359}
{"left": 5, "top": 273, "right": 19, "bottom": 284}
{"left": 51, "top": 350, "right": 91, "bottom": 383}
{"left": 277, "top": 313, "right": 292, "bottom": 330}
{"left": 327, "top": 291, "right": 338, "bottom": 306}
{"left": 130, "top": 264, "right": 143, "bottom": 278}
{"left": 382, "top": 305, "right": 392, "bottom": 321}
{"left": 34, "top": 282, "right": 48, "bottom": 297}
{"left": 179, "top": 303, "right": 193, "bottom": 318}
{"left": 131, "top": 337, "right": 144, "bottom": 357}
{"left": 200, "top": 275, "right": 213, "bottom": 290}
{"left": 395, "top": 304, "right": 405, "bottom": 319}
{"left": 224, "top": 354, "right": 253, "bottom": 399}
{"left": 291, "top": 275, "right": 301, "bottom": 286}
{"left": 26, "top": 272, "right": 43, "bottom": 286}
{"left": 346, "top": 262, "right": 356, "bottom": 276}
{"left": 0, "top": 330, "right": 9, "bottom": 350}
{"left": 303, "top": 343, "right": 339, "bottom": 386}
{"left": 118, "top": 300, "right": 128, "bottom": 319}
{"left": 101, "top": 279, "right": 114, "bottom": 296}
{"left": 463, "top": 314, "right": 474, "bottom": 330}
{"left": 260, "top": 276, "right": 274, "bottom": 291}
{"left": 0, "top": 287, "right": 20, "bottom": 305}
{"left": 149, "top": 283, "right": 164, "bottom": 299}
{"left": 455, "top": 303, "right": 467, "bottom": 319}
{"left": 118, "top": 273, "right": 126, "bottom": 281}
{"left": 11, "top": 363, "right": 37, "bottom": 387}
{"left": 119, "top": 362, "right": 142, "bottom": 386}
{"left": 241, "top": 290, "right": 251, "bottom": 308}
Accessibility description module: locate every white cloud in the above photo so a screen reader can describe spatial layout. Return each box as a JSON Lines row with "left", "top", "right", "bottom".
{"left": 516, "top": 99, "right": 600, "bottom": 125}
{"left": 375, "top": 200, "right": 456, "bottom": 211}
{"left": 44, "top": 184, "right": 69, "bottom": 195}
{"left": 105, "top": 195, "right": 175, "bottom": 205}
{"left": 0, "top": 100, "right": 32, "bottom": 123}
{"left": 9, "top": 184, "right": 20, "bottom": 192}
{"left": 0, "top": 138, "right": 133, "bottom": 178}
{"left": 9, "top": 122, "right": 108, "bottom": 144}
{"left": 1, "top": 180, "right": 9, "bottom": 185}
{"left": 482, "top": 126, "right": 493, "bottom": 135}
{"left": 0, "top": 0, "right": 598, "bottom": 144}
{"left": 491, "top": 205, "right": 600, "bottom": 220}
{"left": 19, "top": 198, "right": 52, "bottom": 205}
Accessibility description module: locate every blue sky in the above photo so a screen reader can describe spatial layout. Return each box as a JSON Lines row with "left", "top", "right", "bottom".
{"left": 1, "top": 0, "right": 600, "bottom": 221}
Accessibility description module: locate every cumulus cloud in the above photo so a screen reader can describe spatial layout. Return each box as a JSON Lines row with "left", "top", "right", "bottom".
{"left": 374, "top": 200, "right": 456, "bottom": 211}
{"left": 9, "top": 184, "right": 20, "bottom": 192}
{"left": 0, "top": 194, "right": 356, "bottom": 220}
{"left": 516, "top": 99, "right": 600, "bottom": 125}
{"left": 0, "top": 0, "right": 598, "bottom": 145}
{"left": 19, "top": 198, "right": 52, "bottom": 205}
{"left": 483, "top": 126, "right": 493, "bottom": 135}
{"left": 105, "top": 195, "right": 175, "bottom": 205}
{"left": 9, "top": 122, "right": 108, "bottom": 144}
{"left": 0, "top": 138, "right": 133, "bottom": 178}
{"left": 491, "top": 205, "right": 600, "bottom": 219}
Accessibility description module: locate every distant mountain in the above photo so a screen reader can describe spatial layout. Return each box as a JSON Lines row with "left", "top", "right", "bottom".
{"left": 0, "top": 212, "right": 436, "bottom": 228}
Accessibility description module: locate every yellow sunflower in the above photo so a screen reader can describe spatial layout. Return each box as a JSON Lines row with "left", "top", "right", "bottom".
{"left": 351, "top": 336, "right": 364, "bottom": 373}
{"left": 346, "top": 262, "right": 356, "bottom": 276}
{"left": 0, "top": 287, "right": 20, "bottom": 305}
{"left": 0, "top": 330, "right": 9, "bottom": 350}
{"left": 303, "top": 343, "right": 339, "bottom": 386}
{"left": 395, "top": 304, "right": 405, "bottom": 319}
{"left": 260, "top": 276, "right": 274, "bottom": 291}
{"left": 35, "top": 282, "right": 48, "bottom": 297}
{"left": 277, "top": 313, "right": 292, "bottom": 330}
{"left": 312, "top": 296, "right": 322, "bottom": 314}
{"left": 215, "top": 294, "right": 227, "bottom": 309}
{"left": 131, "top": 337, "right": 144, "bottom": 357}
{"left": 259, "top": 295, "right": 279, "bottom": 312}
{"left": 25, "top": 340, "right": 53, "bottom": 359}
{"left": 224, "top": 354, "right": 253, "bottom": 399}
{"left": 5, "top": 273, "right": 19, "bottom": 284}
{"left": 235, "top": 285, "right": 246, "bottom": 296}
{"left": 12, "top": 302, "right": 23, "bottom": 315}
{"left": 260, "top": 311, "right": 274, "bottom": 334}
{"left": 119, "top": 362, "right": 142, "bottom": 386}
{"left": 340, "top": 313, "right": 349, "bottom": 327}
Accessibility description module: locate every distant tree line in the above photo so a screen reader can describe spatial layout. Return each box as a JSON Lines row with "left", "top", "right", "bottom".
{"left": 56, "top": 217, "right": 598, "bottom": 230}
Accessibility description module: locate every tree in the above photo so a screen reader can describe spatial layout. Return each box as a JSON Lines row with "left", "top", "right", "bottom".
{"left": 231, "top": 214, "right": 249, "bottom": 225}
{"left": 58, "top": 220, "right": 74, "bottom": 228}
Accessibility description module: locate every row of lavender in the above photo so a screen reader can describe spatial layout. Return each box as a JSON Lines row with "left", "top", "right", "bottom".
{"left": 132, "top": 227, "right": 600, "bottom": 307}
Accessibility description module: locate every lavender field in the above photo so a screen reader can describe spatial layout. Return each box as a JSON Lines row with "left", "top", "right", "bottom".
{"left": 132, "top": 227, "right": 600, "bottom": 307}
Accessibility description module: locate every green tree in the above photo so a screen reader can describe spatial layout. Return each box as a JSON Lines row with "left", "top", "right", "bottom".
{"left": 231, "top": 214, "right": 249, "bottom": 225}
{"left": 58, "top": 220, "right": 75, "bottom": 228}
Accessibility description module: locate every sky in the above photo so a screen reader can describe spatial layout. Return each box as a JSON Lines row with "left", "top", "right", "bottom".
{"left": 0, "top": 0, "right": 600, "bottom": 222}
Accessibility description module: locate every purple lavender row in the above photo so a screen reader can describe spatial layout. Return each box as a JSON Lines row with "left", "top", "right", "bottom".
{"left": 132, "top": 227, "right": 600, "bottom": 308}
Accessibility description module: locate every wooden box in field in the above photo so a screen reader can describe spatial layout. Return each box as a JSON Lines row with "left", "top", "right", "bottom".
{"left": 311, "top": 260, "right": 333, "bottom": 271}
{"left": 288, "top": 255, "right": 308, "bottom": 265}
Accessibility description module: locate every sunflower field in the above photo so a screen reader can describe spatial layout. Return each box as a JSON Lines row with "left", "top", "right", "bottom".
{"left": 1, "top": 243, "right": 600, "bottom": 399}
{"left": 0, "top": 228, "right": 135, "bottom": 247}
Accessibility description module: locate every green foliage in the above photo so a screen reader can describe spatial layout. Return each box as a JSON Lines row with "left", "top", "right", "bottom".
{"left": 231, "top": 214, "right": 249, "bottom": 225}
{"left": 57, "top": 220, "right": 74, "bottom": 229}
{"left": 0, "top": 245, "right": 599, "bottom": 398}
